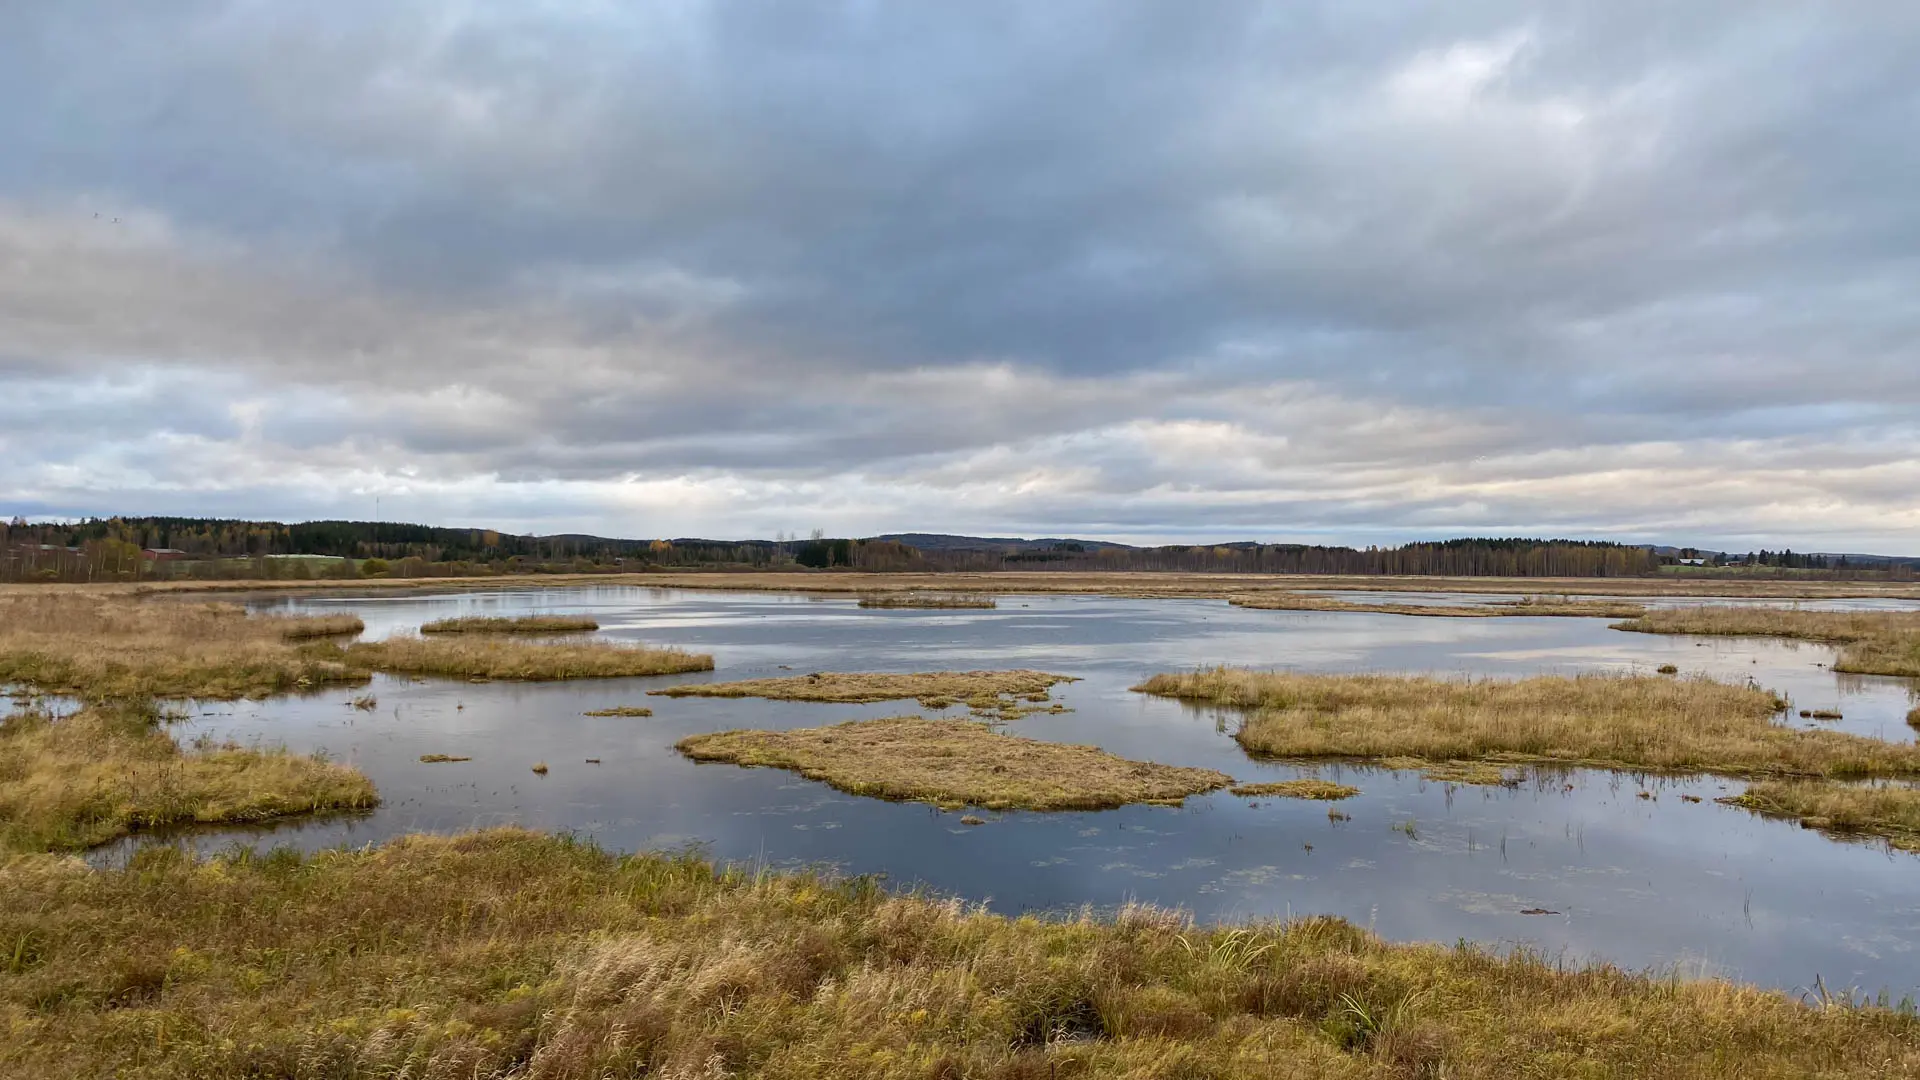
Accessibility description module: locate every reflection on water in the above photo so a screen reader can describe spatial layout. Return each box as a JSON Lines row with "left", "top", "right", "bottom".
{"left": 89, "top": 588, "right": 1920, "bottom": 999}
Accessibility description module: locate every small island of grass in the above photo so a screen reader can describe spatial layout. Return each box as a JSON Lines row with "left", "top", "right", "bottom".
{"left": 676, "top": 716, "right": 1230, "bottom": 810}
{"left": 419, "top": 615, "right": 601, "bottom": 634}
{"left": 1612, "top": 607, "right": 1920, "bottom": 678}
{"left": 857, "top": 592, "right": 997, "bottom": 609}
{"left": 1724, "top": 779, "right": 1920, "bottom": 852}
{"left": 1230, "top": 779, "right": 1359, "bottom": 800}
{"left": 346, "top": 636, "right": 712, "bottom": 681}
{"left": 650, "top": 670, "right": 1074, "bottom": 713}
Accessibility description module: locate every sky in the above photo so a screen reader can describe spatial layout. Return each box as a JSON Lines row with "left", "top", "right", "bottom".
{"left": 4, "top": 3, "right": 1917, "bottom": 552}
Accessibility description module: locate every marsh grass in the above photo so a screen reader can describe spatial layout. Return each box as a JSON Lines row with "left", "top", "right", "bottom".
{"left": 583, "top": 706, "right": 653, "bottom": 717}
{"left": 1613, "top": 607, "right": 1920, "bottom": 678}
{"left": 1135, "top": 669, "right": 1920, "bottom": 779}
{"left": 0, "top": 703, "right": 376, "bottom": 854}
{"left": 856, "top": 592, "right": 997, "bottom": 609}
{"left": 0, "top": 594, "right": 367, "bottom": 701}
{"left": 272, "top": 613, "right": 366, "bottom": 639}
{"left": 4, "top": 828, "right": 1916, "bottom": 1078}
{"left": 1229, "top": 594, "right": 1647, "bottom": 619}
{"left": 1726, "top": 780, "right": 1920, "bottom": 852}
{"left": 677, "top": 716, "right": 1231, "bottom": 811}
{"left": 419, "top": 615, "right": 601, "bottom": 634}
{"left": 419, "top": 754, "right": 471, "bottom": 763}
{"left": 651, "top": 670, "right": 1074, "bottom": 713}
{"left": 346, "top": 636, "right": 713, "bottom": 681}
{"left": 1230, "top": 780, "right": 1359, "bottom": 800}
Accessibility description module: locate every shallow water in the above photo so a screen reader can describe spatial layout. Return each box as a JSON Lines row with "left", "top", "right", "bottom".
{"left": 103, "top": 587, "right": 1920, "bottom": 999}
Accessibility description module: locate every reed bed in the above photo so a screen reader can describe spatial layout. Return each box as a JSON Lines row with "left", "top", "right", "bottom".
{"left": 0, "top": 702, "right": 376, "bottom": 854}
{"left": 1136, "top": 669, "right": 1920, "bottom": 779}
{"left": 1613, "top": 607, "right": 1920, "bottom": 677}
{"left": 856, "top": 592, "right": 997, "bottom": 609}
{"left": 269, "top": 613, "right": 366, "bottom": 639}
{"left": 344, "top": 636, "right": 713, "bottom": 681}
{"left": 419, "top": 615, "right": 601, "bottom": 634}
{"left": 0, "top": 594, "right": 367, "bottom": 701}
{"left": 677, "top": 716, "right": 1231, "bottom": 811}
{"left": 651, "top": 670, "right": 1073, "bottom": 710}
{"left": 3, "top": 827, "right": 1916, "bottom": 1078}
{"left": 1230, "top": 594, "right": 1647, "bottom": 618}
{"left": 1725, "top": 780, "right": 1920, "bottom": 852}
{"left": 1230, "top": 779, "right": 1359, "bottom": 800}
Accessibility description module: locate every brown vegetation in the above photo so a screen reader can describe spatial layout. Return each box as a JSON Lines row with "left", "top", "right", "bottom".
{"left": 345, "top": 636, "right": 713, "bottom": 681}
{"left": 651, "top": 670, "right": 1074, "bottom": 712}
{"left": 419, "top": 754, "right": 471, "bottom": 763}
{"left": 583, "top": 706, "right": 653, "bottom": 717}
{"left": 4, "top": 828, "right": 1917, "bottom": 1078}
{"left": 676, "top": 716, "right": 1231, "bottom": 811}
{"left": 1135, "top": 669, "right": 1920, "bottom": 779}
{"left": 1613, "top": 607, "right": 1920, "bottom": 677}
{"left": 1230, "top": 594, "right": 1647, "bottom": 618}
{"left": 0, "top": 702, "right": 376, "bottom": 854}
{"left": 1230, "top": 780, "right": 1359, "bottom": 800}
{"left": 419, "top": 615, "right": 601, "bottom": 634}
{"left": 856, "top": 593, "right": 997, "bottom": 609}
{"left": 1725, "top": 780, "right": 1920, "bottom": 852}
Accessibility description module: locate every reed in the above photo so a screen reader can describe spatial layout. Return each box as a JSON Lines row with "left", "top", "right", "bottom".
{"left": 0, "top": 702, "right": 376, "bottom": 853}
{"left": 3, "top": 828, "right": 1915, "bottom": 1078}
{"left": 1613, "top": 607, "right": 1920, "bottom": 677}
{"left": 419, "top": 615, "right": 601, "bottom": 634}
{"left": 1135, "top": 669, "right": 1920, "bottom": 779}
{"left": 677, "top": 716, "right": 1231, "bottom": 811}
{"left": 344, "top": 636, "right": 713, "bottom": 681}
{"left": 1725, "top": 780, "right": 1920, "bottom": 851}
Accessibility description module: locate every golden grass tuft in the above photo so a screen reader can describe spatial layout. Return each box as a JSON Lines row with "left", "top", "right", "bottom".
{"left": 677, "top": 716, "right": 1231, "bottom": 811}
{"left": 1725, "top": 780, "right": 1920, "bottom": 852}
{"left": 1230, "top": 779, "right": 1359, "bottom": 800}
{"left": 1613, "top": 607, "right": 1920, "bottom": 677}
{"left": 1135, "top": 668, "right": 1920, "bottom": 779}
{"left": 583, "top": 705, "right": 653, "bottom": 717}
{"left": 419, "top": 615, "right": 601, "bottom": 634}
{"left": 271, "top": 613, "right": 366, "bottom": 639}
{"left": 0, "top": 703, "right": 377, "bottom": 854}
{"left": 345, "top": 636, "right": 713, "bottom": 681}
{"left": 3, "top": 828, "right": 1917, "bottom": 1078}
{"left": 650, "top": 670, "right": 1074, "bottom": 713}
{"left": 418, "top": 754, "right": 470, "bottom": 763}
{"left": 856, "top": 592, "right": 997, "bottom": 609}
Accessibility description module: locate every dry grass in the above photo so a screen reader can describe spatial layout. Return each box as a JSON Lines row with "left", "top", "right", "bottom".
{"left": 1230, "top": 780, "right": 1359, "bottom": 800}
{"left": 4, "top": 828, "right": 1918, "bottom": 1079}
{"left": 419, "top": 615, "right": 601, "bottom": 634}
{"left": 0, "top": 703, "right": 376, "bottom": 854}
{"left": 651, "top": 670, "right": 1074, "bottom": 713}
{"left": 0, "top": 594, "right": 367, "bottom": 701}
{"left": 1135, "top": 669, "right": 1920, "bottom": 779}
{"left": 1613, "top": 607, "right": 1920, "bottom": 677}
{"left": 583, "top": 706, "right": 653, "bottom": 717}
{"left": 857, "top": 593, "right": 997, "bottom": 609}
{"left": 272, "top": 613, "right": 366, "bottom": 639}
{"left": 1725, "top": 780, "right": 1920, "bottom": 852}
{"left": 419, "top": 754, "right": 471, "bottom": 763}
{"left": 1230, "top": 594, "right": 1647, "bottom": 619}
{"left": 677, "top": 716, "right": 1231, "bottom": 811}
{"left": 345, "top": 636, "right": 713, "bottom": 681}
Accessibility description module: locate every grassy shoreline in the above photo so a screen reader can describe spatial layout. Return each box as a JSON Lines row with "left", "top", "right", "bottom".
{"left": 1230, "top": 594, "right": 1648, "bottom": 618}
{"left": 4, "top": 828, "right": 1917, "bottom": 1078}
{"left": 1724, "top": 780, "right": 1920, "bottom": 852}
{"left": 677, "top": 716, "right": 1232, "bottom": 811}
{"left": 1613, "top": 607, "right": 1920, "bottom": 678}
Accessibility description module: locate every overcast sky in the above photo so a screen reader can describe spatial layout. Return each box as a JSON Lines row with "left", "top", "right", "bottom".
{"left": 4, "top": 3, "right": 1917, "bottom": 551}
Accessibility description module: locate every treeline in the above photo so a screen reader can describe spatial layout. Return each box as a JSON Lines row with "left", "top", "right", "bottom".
{"left": 6, "top": 516, "right": 1909, "bottom": 583}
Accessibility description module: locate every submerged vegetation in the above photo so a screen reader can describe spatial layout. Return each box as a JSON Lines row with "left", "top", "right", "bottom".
{"left": 4, "top": 828, "right": 1918, "bottom": 1078}
{"left": 0, "top": 702, "right": 376, "bottom": 854}
{"left": 652, "top": 670, "right": 1074, "bottom": 713}
{"left": 1136, "top": 669, "right": 1920, "bottom": 779}
{"left": 677, "top": 716, "right": 1231, "bottom": 811}
{"left": 1612, "top": 607, "right": 1920, "bottom": 677}
{"left": 857, "top": 592, "right": 997, "bottom": 609}
{"left": 1230, "top": 779, "right": 1359, "bottom": 800}
{"left": 420, "top": 614, "right": 601, "bottom": 634}
{"left": 1230, "top": 594, "right": 1648, "bottom": 619}
{"left": 344, "top": 636, "right": 713, "bottom": 681}
{"left": 1725, "top": 780, "right": 1920, "bottom": 852}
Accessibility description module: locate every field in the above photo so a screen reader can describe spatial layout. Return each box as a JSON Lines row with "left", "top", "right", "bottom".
{"left": 3, "top": 828, "right": 1917, "bottom": 1079}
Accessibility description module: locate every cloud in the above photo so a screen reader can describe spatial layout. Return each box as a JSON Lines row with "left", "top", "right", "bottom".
{"left": 3, "top": 2, "right": 1918, "bottom": 551}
